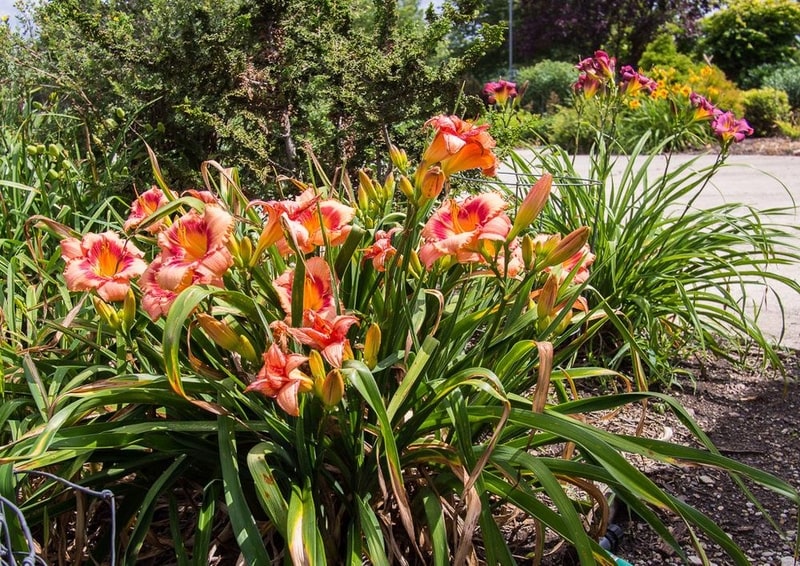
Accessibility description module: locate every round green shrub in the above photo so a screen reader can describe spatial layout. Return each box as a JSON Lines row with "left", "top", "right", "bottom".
{"left": 741, "top": 87, "right": 792, "bottom": 136}
{"left": 516, "top": 60, "right": 576, "bottom": 114}
{"left": 763, "top": 65, "right": 800, "bottom": 109}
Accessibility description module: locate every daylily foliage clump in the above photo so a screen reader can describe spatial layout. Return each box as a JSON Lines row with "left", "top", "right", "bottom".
{"left": 24, "top": 104, "right": 798, "bottom": 565}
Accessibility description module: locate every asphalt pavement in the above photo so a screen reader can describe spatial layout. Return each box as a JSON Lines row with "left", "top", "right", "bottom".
{"left": 501, "top": 151, "right": 800, "bottom": 349}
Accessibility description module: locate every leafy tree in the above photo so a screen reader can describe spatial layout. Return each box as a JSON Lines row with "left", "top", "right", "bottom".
{"left": 699, "top": 0, "right": 800, "bottom": 86}
{"left": 515, "top": 0, "right": 713, "bottom": 66}
{"left": 10, "top": 0, "right": 503, "bottom": 188}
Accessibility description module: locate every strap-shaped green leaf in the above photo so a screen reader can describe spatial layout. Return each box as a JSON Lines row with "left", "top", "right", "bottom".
{"left": 218, "top": 415, "right": 271, "bottom": 565}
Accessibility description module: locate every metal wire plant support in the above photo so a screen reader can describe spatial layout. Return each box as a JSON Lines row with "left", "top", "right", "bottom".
{"left": 1, "top": 470, "right": 117, "bottom": 566}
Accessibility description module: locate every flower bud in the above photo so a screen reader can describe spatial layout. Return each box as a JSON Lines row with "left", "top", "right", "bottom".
{"left": 416, "top": 165, "right": 446, "bottom": 201}
{"left": 398, "top": 175, "right": 415, "bottom": 199}
{"left": 358, "top": 169, "right": 379, "bottom": 203}
{"left": 363, "top": 323, "right": 381, "bottom": 369}
{"left": 121, "top": 288, "right": 137, "bottom": 333}
{"left": 308, "top": 349, "right": 326, "bottom": 384}
{"left": 547, "top": 227, "right": 590, "bottom": 267}
{"left": 196, "top": 313, "right": 240, "bottom": 351}
{"left": 537, "top": 274, "right": 559, "bottom": 321}
{"left": 382, "top": 171, "right": 395, "bottom": 200}
{"left": 522, "top": 234, "right": 535, "bottom": 270}
{"left": 320, "top": 369, "right": 345, "bottom": 407}
{"left": 239, "top": 236, "right": 253, "bottom": 266}
{"left": 409, "top": 250, "right": 423, "bottom": 277}
{"left": 508, "top": 174, "right": 552, "bottom": 241}
{"left": 237, "top": 335, "right": 260, "bottom": 365}
{"left": 389, "top": 144, "right": 408, "bottom": 172}
{"left": 93, "top": 297, "right": 120, "bottom": 329}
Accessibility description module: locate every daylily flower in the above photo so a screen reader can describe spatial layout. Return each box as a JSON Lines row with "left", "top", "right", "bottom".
{"left": 124, "top": 186, "right": 168, "bottom": 233}
{"left": 483, "top": 79, "right": 518, "bottom": 106}
{"left": 156, "top": 206, "right": 234, "bottom": 290}
{"left": 419, "top": 193, "right": 512, "bottom": 269}
{"left": 283, "top": 310, "right": 359, "bottom": 368}
{"left": 574, "top": 50, "right": 616, "bottom": 98}
{"left": 619, "top": 66, "right": 657, "bottom": 96}
{"left": 252, "top": 188, "right": 355, "bottom": 258}
{"left": 711, "top": 112, "right": 753, "bottom": 145}
{"left": 139, "top": 255, "right": 225, "bottom": 320}
{"left": 61, "top": 231, "right": 147, "bottom": 302}
{"left": 689, "top": 92, "right": 720, "bottom": 122}
{"left": 245, "top": 343, "right": 312, "bottom": 416}
{"left": 363, "top": 228, "right": 400, "bottom": 272}
{"left": 273, "top": 257, "right": 338, "bottom": 322}
{"left": 576, "top": 50, "right": 616, "bottom": 81}
{"left": 573, "top": 73, "right": 602, "bottom": 98}
{"left": 420, "top": 115, "right": 498, "bottom": 178}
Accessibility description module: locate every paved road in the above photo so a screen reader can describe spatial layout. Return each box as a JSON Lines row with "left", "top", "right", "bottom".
{"left": 501, "top": 152, "right": 800, "bottom": 349}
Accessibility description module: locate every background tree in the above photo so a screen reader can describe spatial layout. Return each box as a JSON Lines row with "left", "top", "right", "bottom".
{"left": 9, "top": 0, "right": 503, "bottom": 189}
{"left": 699, "top": 0, "right": 800, "bottom": 87}
{"left": 515, "top": 0, "right": 713, "bottom": 66}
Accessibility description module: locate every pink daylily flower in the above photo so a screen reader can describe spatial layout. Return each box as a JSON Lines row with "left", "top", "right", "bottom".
{"left": 61, "top": 231, "right": 147, "bottom": 302}
{"left": 245, "top": 343, "right": 311, "bottom": 416}
{"left": 421, "top": 115, "right": 499, "bottom": 178}
{"left": 419, "top": 193, "right": 512, "bottom": 269}
{"left": 574, "top": 50, "right": 616, "bottom": 97}
{"left": 139, "top": 255, "right": 225, "bottom": 320}
{"left": 619, "top": 65, "right": 658, "bottom": 96}
{"left": 273, "top": 257, "right": 338, "bottom": 322}
{"left": 711, "top": 111, "right": 753, "bottom": 144}
{"left": 156, "top": 206, "right": 234, "bottom": 290}
{"left": 363, "top": 228, "right": 400, "bottom": 272}
{"left": 483, "top": 79, "right": 518, "bottom": 106}
{"left": 689, "top": 92, "right": 721, "bottom": 122}
{"left": 124, "top": 186, "right": 168, "bottom": 233}
{"left": 253, "top": 188, "right": 355, "bottom": 257}
{"left": 283, "top": 310, "right": 359, "bottom": 368}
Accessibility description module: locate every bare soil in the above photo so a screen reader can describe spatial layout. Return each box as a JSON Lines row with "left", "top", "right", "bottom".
{"left": 603, "top": 352, "right": 800, "bottom": 566}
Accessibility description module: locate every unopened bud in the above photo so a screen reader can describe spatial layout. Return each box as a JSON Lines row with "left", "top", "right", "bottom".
{"left": 398, "top": 175, "right": 415, "bottom": 199}
{"left": 320, "top": 369, "right": 345, "bottom": 407}
{"left": 508, "top": 174, "right": 552, "bottom": 241}
{"left": 358, "top": 170, "right": 379, "bottom": 202}
{"left": 382, "top": 171, "right": 395, "bottom": 200}
{"left": 364, "top": 323, "right": 381, "bottom": 369}
{"left": 196, "top": 313, "right": 240, "bottom": 351}
{"left": 121, "top": 288, "right": 137, "bottom": 333}
{"left": 547, "top": 227, "right": 590, "bottom": 267}
{"left": 389, "top": 145, "right": 408, "bottom": 172}
{"left": 522, "top": 234, "right": 535, "bottom": 270}
{"left": 537, "top": 274, "right": 559, "bottom": 321}
{"left": 416, "top": 165, "right": 445, "bottom": 201}
{"left": 309, "top": 350, "right": 326, "bottom": 384}
{"left": 239, "top": 236, "right": 253, "bottom": 266}
{"left": 93, "top": 297, "right": 120, "bottom": 329}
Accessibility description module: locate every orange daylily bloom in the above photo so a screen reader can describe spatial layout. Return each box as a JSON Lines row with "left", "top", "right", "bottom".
{"left": 421, "top": 115, "right": 498, "bottom": 177}
{"left": 284, "top": 310, "right": 359, "bottom": 368}
{"left": 419, "top": 193, "right": 512, "bottom": 269}
{"left": 252, "top": 188, "right": 355, "bottom": 258}
{"left": 245, "top": 343, "right": 312, "bottom": 416}
{"left": 156, "top": 206, "right": 234, "bottom": 291}
{"left": 124, "top": 186, "right": 168, "bottom": 233}
{"left": 61, "top": 231, "right": 147, "bottom": 302}
{"left": 273, "top": 257, "right": 338, "bottom": 322}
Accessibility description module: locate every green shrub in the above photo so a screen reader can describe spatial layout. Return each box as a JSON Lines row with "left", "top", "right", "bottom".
{"left": 699, "top": 0, "right": 800, "bottom": 85}
{"left": 742, "top": 87, "right": 792, "bottom": 136}
{"left": 763, "top": 64, "right": 800, "bottom": 109}
{"left": 638, "top": 33, "right": 696, "bottom": 81}
{"left": 516, "top": 59, "right": 576, "bottom": 114}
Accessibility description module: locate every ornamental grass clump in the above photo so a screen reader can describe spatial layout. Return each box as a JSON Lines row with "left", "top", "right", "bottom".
{"left": 3, "top": 113, "right": 799, "bottom": 565}
{"left": 516, "top": 50, "right": 800, "bottom": 385}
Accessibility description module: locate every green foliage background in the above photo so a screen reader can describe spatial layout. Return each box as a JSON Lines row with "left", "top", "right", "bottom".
{"left": 7, "top": 0, "right": 503, "bottom": 190}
